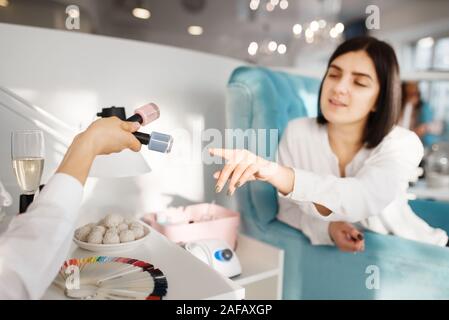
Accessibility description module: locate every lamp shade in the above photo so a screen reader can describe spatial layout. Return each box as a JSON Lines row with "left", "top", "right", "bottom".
{"left": 89, "top": 149, "right": 151, "bottom": 178}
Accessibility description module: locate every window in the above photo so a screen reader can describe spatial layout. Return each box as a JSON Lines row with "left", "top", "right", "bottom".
{"left": 434, "top": 37, "right": 449, "bottom": 70}
{"left": 410, "top": 36, "right": 449, "bottom": 142}
{"left": 414, "top": 37, "right": 434, "bottom": 70}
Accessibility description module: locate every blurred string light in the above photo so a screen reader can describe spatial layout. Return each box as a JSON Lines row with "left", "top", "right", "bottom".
{"left": 246, "top": 0, "right": 343, "bottom": 57}
{"left": 277, "top": 44, "right": 287, "bottom": 54}
{"left": 188, "top": 25, "right": 203, "bottom": 35}
{"left": 279, "top": 0, "right": 288, "bottom": 10}
{"left": 132, "top": 1, "right": 151, "bottom": 19}
{"left": 268, "top": 41, "right": 278, "bottom": 52}
{"left": 249, "top": 0, "right": 289, "bottom": 11}
{"left": 247, "top": 40, "right": 287, "bottom": 57}
{"left": 292, "top": 24, "right": 302, "bottom": 36}
{"left": 293, "top": 20, "right": 344, "bottom": 44}
{"left": 249, "top": 0, "right": 260, "bottom": 10}
{"left": 132, "top": 7, "right": 151, "bottom": 19}
{"left": 334, "top": 22, "right": 344, "bottom": 33}
{"left": 248, "top": 42, "right": 259, "bottom": 56}
{"left": 246, "top": 0, "right": 290, "bottom": 58}
{"left": 0, "top": 0, "right": 9, "bottom": 7}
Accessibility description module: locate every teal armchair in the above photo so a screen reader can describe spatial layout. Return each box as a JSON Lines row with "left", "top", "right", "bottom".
{"left": 226, "top": 66, "right": 449, "bottom": 299}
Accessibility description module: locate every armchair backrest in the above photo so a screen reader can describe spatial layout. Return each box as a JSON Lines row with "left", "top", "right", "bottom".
{"left": 226, "top": 66, "right": 321, "bottom": 227}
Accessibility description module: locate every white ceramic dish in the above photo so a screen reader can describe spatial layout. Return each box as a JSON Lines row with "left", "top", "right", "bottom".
{"left": 73, "top": 222, "right": 151, "bottom": 253}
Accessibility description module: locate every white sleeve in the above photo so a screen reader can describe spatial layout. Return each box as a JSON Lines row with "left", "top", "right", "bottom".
{"left": 0, "top": 173, "right": 83, "bottom": 299}
{"left": 293, "top": 202, "right": 334, "bottom": 245}
{"left": 279, "top": 130, "right": 424, "bottom": 223}
{"left": 277, "top": 123, "right": 333, "bottom": 246}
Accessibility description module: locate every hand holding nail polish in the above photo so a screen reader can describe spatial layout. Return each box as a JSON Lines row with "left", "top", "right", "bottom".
{"left": 57, "top": 116, "right": 143, "bottom": 185}
{"left": 97, "top": 103, "right": 173, "bottom": 154}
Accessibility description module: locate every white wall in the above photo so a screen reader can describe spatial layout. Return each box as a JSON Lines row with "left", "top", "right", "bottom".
{"left": 0, "top": 23, "right": 244, "bottom": 224}
{"left": 289, "top": 0, "right": 449, "bottom": 76}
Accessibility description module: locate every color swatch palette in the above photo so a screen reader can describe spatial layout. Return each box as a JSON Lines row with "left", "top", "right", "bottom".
{"left": 53, "top": 256, "right": 168, "bottom": 300}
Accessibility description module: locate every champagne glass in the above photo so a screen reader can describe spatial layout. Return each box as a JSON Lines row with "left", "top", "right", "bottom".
{"left": 11, "top": 130, "right": 45, "bottom": 212}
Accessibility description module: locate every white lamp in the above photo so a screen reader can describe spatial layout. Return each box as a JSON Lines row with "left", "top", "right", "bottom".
{"left": 89, "top": 149, "right": 151, "bottom": 178}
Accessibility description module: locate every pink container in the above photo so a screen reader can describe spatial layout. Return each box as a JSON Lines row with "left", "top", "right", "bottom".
{"left": 142, "top": 203, "right": 240, "bottom": 250}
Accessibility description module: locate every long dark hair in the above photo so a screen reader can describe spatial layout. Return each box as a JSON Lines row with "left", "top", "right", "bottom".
{"left": 317, "top": 36, "right": 401, "bottom": 149}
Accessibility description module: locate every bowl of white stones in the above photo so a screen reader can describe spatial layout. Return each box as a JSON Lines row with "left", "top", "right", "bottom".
{"left": 73, "top": 214, "right": 150, "bottom": 253}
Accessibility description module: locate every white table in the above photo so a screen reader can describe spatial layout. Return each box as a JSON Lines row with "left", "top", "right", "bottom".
{"left": 43, "top": 226, "right": 245, "bottom": 300}
{"left": 232, "top": 234, "right": 284, "bottom": 300}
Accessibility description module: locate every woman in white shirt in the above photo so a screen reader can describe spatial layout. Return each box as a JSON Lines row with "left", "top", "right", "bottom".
{"left": 0, "top": 117, "right": 141, "bottom": 299}
{"left": 209, "top": 36, "right": 448, "bottom": 253}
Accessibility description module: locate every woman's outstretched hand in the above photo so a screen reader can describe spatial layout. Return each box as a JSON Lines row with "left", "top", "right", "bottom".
{"left": 209, "top": 148, "right": 292, "bottom": 196}
{"left": 209, "top": 148, "right": 333, "bottom": 217}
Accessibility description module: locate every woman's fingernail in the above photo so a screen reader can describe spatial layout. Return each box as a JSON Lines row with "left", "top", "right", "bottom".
{"left": 235, "top": 182, "right": 241, "bottom": 188}
{"left": 133, "top": 122, "right": 141, "bottom": 130}
{"left": 227, "top": 189, "right": 233, "bottom": 196}
{"left": 215, "top": 185, "right": 221, "bottom": 193}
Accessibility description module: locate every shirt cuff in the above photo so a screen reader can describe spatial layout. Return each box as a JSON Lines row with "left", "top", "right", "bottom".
{"left": 301, "top": 202, "right": 335, "bottom": 246}
{"left": 310, "top": 220, "right": 334, "bottom": 246}
{"left": 278, "top": 168, "right": 342, "bottom": 222}
{"left": 278, "top": 167, "right": 317, "bottom": 201}
{"left": 27, "top": 173, "right": 84, "bottom": 221}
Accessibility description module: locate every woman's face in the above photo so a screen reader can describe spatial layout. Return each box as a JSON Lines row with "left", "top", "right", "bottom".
{"left": 320, "top": 50, "right": 380, "bottom": 127}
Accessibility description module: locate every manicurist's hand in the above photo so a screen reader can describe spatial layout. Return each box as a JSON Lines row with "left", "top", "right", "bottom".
{"left": 80, "top": 116, "right": 142, "bottom": 155}
{"left": 57, "top": 117, "right": 142, "bottom": 185}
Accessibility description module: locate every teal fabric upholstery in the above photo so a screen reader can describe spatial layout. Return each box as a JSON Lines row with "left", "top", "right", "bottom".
{"left": 226, "top": 66, "right": 449, "bottom": 299}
